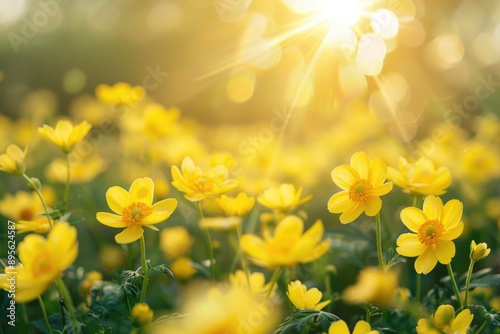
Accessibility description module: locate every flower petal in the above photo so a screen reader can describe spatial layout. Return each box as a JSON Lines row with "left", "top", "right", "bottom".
{"left": 422, "top": 195, "right": 442, "bottom": 220}
{"left": 414, "top": 248, "right": 438, "bottom": 274}
{"left": 441, "top": 199, "right": 463, "bottom": 229}
{"left": 364, "top": 196, "right": 382, "bottom": 216}
{"left": 329, "top": 320, "right": 350, "bottom": 334}
{"left": 152, "top": 198, "right": 178, "bottom": 214}
{"left": 331, "top": 166, "right": 358, "bottom": 189}
{"left": 115, "top": 225, "right": 143, "bottom": 244}
{"left": 371, "top": 182, "right": 393, "bottom": 196}
{"left": 400, "top": 207, "right": 427, "bottom": 232}
{"left": 435, "top": 240, "right": 455, "bottom": 264}
{"left": 129, "top": 177, "right": 154, "bottom": 205}
{"left": 106, "top": 186, "right": 130, "bottom": 214}
{"left": 396, "top": 234, "right": 426, "bottom": 257}
{"left": 328, "top": 191, "right": 351, "bottom": 213}
{"left": 351, "top": 152, "right": 370, "bottom": 179}
{"left": 274, "top": 216, "right": 303, "bottom": 238}
{"left": 452, "top": 309, "right": 474, "bottom": 333}
{"left": 96, "top": 212, "right": 127, "bottom": 228}
{"left": 304, "top": 288, "right": 322, "bottom": 308}
{"left": 241, "top": 235, "right": 268, "bottom": 264}
{"left": 353, "top": 320, "right": 372, "bottom": 334}
{"left": 339, "top": 202, "right": 364, "bottom": 224}
{"left": 441, "top": 221, "right": 464, "bottom": 241}
{"left": 369, "top": 159, "right": 388, "bottom": 186}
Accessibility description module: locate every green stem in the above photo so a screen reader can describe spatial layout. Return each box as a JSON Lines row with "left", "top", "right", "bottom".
{"left": 139, "top": 235, "right": 149, "bottom": 303}
{"left": 62, "top": 153, "right": 71, "bottom": 212}
{"left": 236, "top": 224, "right": 251, "bottom": 287}
{"left": 446, "top": 263, "right": 463, "bottom": 307}
{"left": 413, "top": 195, "right": 420, "bottom": 208}
{"left": 375, "top": 213, "right": 385, "bottom": 271}
{"left": 474, "top": 320, "right": 488, "bottom": 334}
{"left": 464, "top": 260, "right": 475, "bottom": 306}
{"left": 266, "top": 266, "right": 283, "bottom": 300}
{"left": 38, "top": 295, "right": 54, "bottom": 334}
{"left": 56, "top": 277, "right": 79, "bottom": 332}
{"left": 197, "top": 202, "right": 215, "bottom": 281}
{"left": 22, "top": 173, "right": 52, "bottom": 228}
{"left": 415, "top": 273, "right": 422, "bottom": 303}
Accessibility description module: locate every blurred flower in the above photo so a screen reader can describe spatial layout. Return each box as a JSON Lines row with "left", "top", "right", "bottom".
{"left": 388, "top": 157, "right": 452, "bottom": 196}
{"left": 96, "top": 177, "right": 178, "bottom": 244}
{"left": 199, "top": 216, "right": 242, "bottom": 231}
{"left": 17, "top": 215, "right": 53, "bottom": 234}
{"left": 95, "top": 82, "right": 145, "bottom": 107}
{"left": 287, "top": 280, "right": 330, "bottom": 310}
{"left": 470, "top": 240, "right": 490, "bottom": 262}
{"left": 99, "top": 245, "right": 125, "bottom": 270}
{"left": 216, "top": 192, "right": 255, "bottom": 217}
{"left": 170, "top": 257, "right": 197, "bottom": 281}
{"left": 416, "top": 305, "right": 473, "bottom": 334}
{"left": 229, "top": 270, "right": 274, "bottom": 299}
{"left": 0, "top": 144, "right": 27, "bottom": 175}
{"left": 342, "top": 267, "right": 399, "bottom": 308}
{"left": 0, "top": 191, "right": 45, "bottom": 221}
{"left": 171, "top": 156, "right": 238, "bottom": 202}
{"left": 153, "top": 178, "right": 170, "bottom": 198}
{"left": 159, "top": 226, "right": 193, "bottom": 260}
{"left": 45, "top": 154, "right": 107, "bottom": 184}
{"left": 328, "top": 320, "right": 379, "bottom": 334}
{"left": 209, "top": 151, "right": 237, "bottom": 170}
{"left": 0, "top": 222, "right": 78, "bottom": 303}
{"left": 131, "top": 303, "right": 154, "bottom": 327}
{"left": 79, "top": 271, "right": 103, "bottom": 296}
{"left": 459, "top": 141, "right": 500, "bottom": 184}
{"left": 38, "top": 120, "right": 92, "bottom": 153}
{"left": 396, "top": 196, "right": 464, "bottom": 274}
{"left": 241, "top": 215, "right": 330, "bottom": 268}
{"left": 258, "top": 183, "right": 311, "bottom": 212}
{"left": 328, "top": 152, "right": 393, "bottom": 224}
{"left": 143, "top": 104, "right": 180, "bottom": 140}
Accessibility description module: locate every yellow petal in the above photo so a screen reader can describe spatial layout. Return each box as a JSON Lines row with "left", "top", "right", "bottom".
{"left": 274, "top": 216, "right": 303, "bottom": 238}
{"left": 328, "top": 191, "right": 351, "bottom": 213}
{"left": 364, "top": 196, "right": 382, "bottom": 216}
{"left": 353, "top": 320, "right": 372, "bottom": 334}
{"left": 435, "top": 240, "right": 455, "bottom": 264}
{"left": 351, "top": 152, "right": 370, "bottom": 179}
{"left": 396, "top": 234, "right": 426, "bottom": 257}
{"left": 339, "top": 202, "right": 364, "bottom": 224}
{"left": 241, "top": 235, "right": 268, "bottom": 264}
{"left": 400, "top": 207, "right": 426, "bottom": 232}
{"left": 329, "top": 320, "right": 350, "bottom": 334}
{"left": 371, "top": 182, "right": 393, "bottom": 196}
{"left": 302, "top": 240, "right": 330, "bottom": 263}
{"left": 106, "top": 186, "right": 130, "bottom": 214}
{"left": 414, "top": 248, "right": 438, "bottom": 274}
{"left": 422, "top": 195, "right": 442, "bottom": 220}
{"left": 369, "top": 159, "right": 388, "bottom": 186}
{"left": 331, "top": 165, "right": 358, "bottom": 190}
{"left": 115, "top": 225, "right": 143, "bottom": 244}
{"left": 129, "top": 177, "right": 154, "bottom": 205}
{"left": 96, "top": 212, "right": 128, "bottom": 228}
{"left": 441, "top": 221, "right": 463, "bottom": 241}
{"left": 451, "top": 309, "right": 474, "bottom": 333}
{"left": 441, "top": 199, "right": 463, "bottom": 229}
{"left": 152, "top": 198, "right": 178, "bottom": 214}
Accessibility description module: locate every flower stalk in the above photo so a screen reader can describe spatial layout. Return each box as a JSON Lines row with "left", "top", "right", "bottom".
{"left": 375, "top": 213, "right": 385, "bottom": 271}
{"left": 139, "top": 235, "right": 149, "bottom": 303}
{"left": 197, "top": 202, "right": 215, "bottom": 281}
{"left": 446, "top": 263, "right": 463, "bottom": 307}
{"left": 22, "top": 173, "right": 52, "bottom": 228}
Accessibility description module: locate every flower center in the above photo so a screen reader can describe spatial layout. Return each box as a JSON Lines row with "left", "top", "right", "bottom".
{"left": 122, "top": 202, "right": 153, "bottom": 226}
{"left": 418, "top": 219, "right": 444, "bottom": 245}
{"left": 349, "top": 179, "right": 372, "bottom": 202}
{"left": 19, "top": 208, "right": 35, "bottom": 221}
{"left": 32, "top": 252, "right": 54, "bottom": 276}
{"left": 194, "top": 176, "right": 215, "bottom": 193}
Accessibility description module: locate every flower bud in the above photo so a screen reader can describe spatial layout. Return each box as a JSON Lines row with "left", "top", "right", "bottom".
{"left": 470, "top": 241, "right": 491, "bottom": 262}
{"left": 131, "top": 303, "right": 154, "bottom": 327}
{"left": 27, "top": 177, "right": 42, "bottom": 191}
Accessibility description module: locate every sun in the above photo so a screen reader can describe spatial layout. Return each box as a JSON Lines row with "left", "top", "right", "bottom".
{"left": 315, "top": 0, "right": 363, "bottom": 26}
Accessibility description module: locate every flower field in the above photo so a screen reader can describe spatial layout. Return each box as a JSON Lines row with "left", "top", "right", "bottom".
{"left": 0, "top": 0, "right": 499, "bottom": 333}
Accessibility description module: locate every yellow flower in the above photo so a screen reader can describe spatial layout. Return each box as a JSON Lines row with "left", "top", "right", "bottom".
{"left": 131, "top": 303, "right": 154, "bottom": 327}
{"left": 159, "top": 226, "right": 193, "bottom": 260}
{"left": 171, "top": 156, "right": 238, "bottom": 202}
{"left": 79, "top": 271, "right": 103, "bottom": 296}
{"left": 388, "top": 157, "right": 452, "bottom": 196}
{"left": 143, "top": 104, "right": 179, "bottom": 140}
{"left": 396, "top": 196, "right": 464, "bottom": 274}
{"left": 470, "top": 240, "right": 490, "bottom": 262}
{"left": 416, "top": 305, "right": 473, "bottom": 334}
{"left": 45, "top": 154, "right": 107, "bottom": 183}
{"left": 229, "top": 270, "right": 275, "bottom": 299}
{"left": 241, "top": 215, "right": 330, "bottom": 268}
{"left": 342, "top": 267, "right": 399, "bottom": 308}
{"left": 96, "top": 177, "right": 178, "bottom": 244}
{"left": 170, "top": 257, "right": 197, "bottom": 281}
{"left": 328, "top": 152, "right": 393, "bottom": 224}
{"left": 328, "top": 320, "right": 379, "bottom": 334}
{"left": 258, "top": 183, "right": 312, "bottom": 212}
{"left": 216, "top": 192, "right": 255, "bottom": 217}
{"left": 95, "top": 82, "right": 145, "bottom": 106}
{"left": 0, "top": 191, "right": 45, "bottom": 221}
{"left": 287, "top": 280, "right": 330, "bottom": 310}
{"left": 199, "top": 216, "right": 242, "bottom": 231}
{"left": 17, "top": 215, "right": 53, "bottom": 234}
{"left": 38, "top": 120, "right": 92, "bottom": 153}
{"left": 0, "top": 144, "right": 27, "bottom": 175}
{"left": 0, "top": 222, "right": 78, "bottom": 303}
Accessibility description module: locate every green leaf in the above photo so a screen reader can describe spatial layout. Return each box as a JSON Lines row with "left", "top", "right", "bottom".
{"left": 273, "top": 310, "right": 340, "bottom": 334}
{"left": 471, "top": 305, "right": 500, "bottom": 327}
{"left": 149, "top": 264, "right": 174, "bottom": 277}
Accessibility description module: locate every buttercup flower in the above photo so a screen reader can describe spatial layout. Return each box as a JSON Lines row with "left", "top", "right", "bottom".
{"left": 328, "top": 152, "right": 393, "bottom": 224}
{"left": 470, "top": 240, "right": 490, "bottom": 262}
{"left": 328, "top": 320, "right": 379, "bottom": 334}
{"left": 258, "top": 183, "right": 311, "bottom": 212}
{"left": 229, "top": 270, "right": 274, "bottom": 298}
{"left": 388, "top": 157, "right": 452, "bottom": 196}
{"left": 171, "top": 257, "right": 197, "bottom": 280}
{"left": 45, "top": 154, "right": 107, "bottom": 183}
{"left": 171, "top": 156, "right": 238, "bottom": 202}
{"left": 216, "top": 192, "right": 255, "bottom": 217}
{"left": 96, "top": 177, "right": 178, "bottom": 244}
{"left": 143, "top": 104, "right": 180, "bottom": 140}
{"left": 0, "top": 222, "right": 78, "bottom": 303}
{"left": 131, "top": 303, "right": 154, "bottom": 327}
{"left": 17, "top": 215, "right": 54, "bottom": 234}
{"left": 95, "top": 82, "right": 145, "bottom": 107}
{"left": 287, "top": 280, "right": 330, "bottom": 310}
{"left": 159, "top": 226, "right": 193, "bottom": 260}
{"left": 396, "top": 196, "right": 464, "bottom": 274}
{"left": 38, "top": 120, "right": 92, "bottom": 153}
{"left": 0, "top": 191, "right": 45, "bottom": 221}
{"left": 241, "top": 215, "right": 330, "bottom": 268}
{"left": 416, "top": 304, "right": 473, "bottom": 334}
{"left": 0, "top": 144, "right": 27, "bottom": 175}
